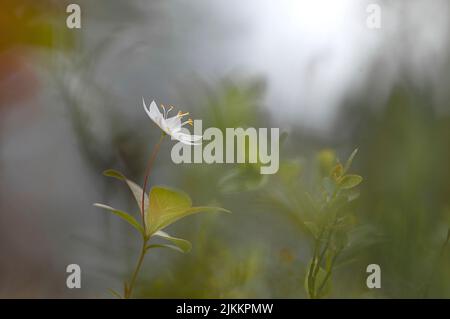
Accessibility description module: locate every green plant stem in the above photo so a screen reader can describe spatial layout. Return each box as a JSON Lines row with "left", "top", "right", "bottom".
{"left": 314, "top": 215, "right": 338, "bottom": 275}
{"left": 317, "top": 247, "right": 342, "bottom": 296}
{"left": 310, "top": 225, "right": 333, "bottom": 299}
{"left": 309, "top": 191, "right": 339, "bottom": 299}
{"left": 124, "top": 133, "right": 165, "bottom": 299}
{"left": 140, "top": 134, "right": 165, "bottom": 233}
{"left": 125, "top": 238, "right": 148, "bottom": 299}
{"left": 308, "top": 228, "right": 325, "bottom": 298}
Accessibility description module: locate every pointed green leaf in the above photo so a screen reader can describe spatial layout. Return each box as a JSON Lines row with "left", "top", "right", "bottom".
{"left": 145, "top": 186, "right": 191, "bottom": 232}
{"left": 94, "top": 203, "right": 144, "bottom": 234}
{"left": 103, "top": 169, "right": 148, "bottom": 215}
{"left": 344, "top": 148, "right": 358, "bottom": 174}
{"left": 152, "top": 206, "right": 230, "bottom": 235}
{"left": 103, "top": 169, "right": 126, "bottom": 180}
{"left": 156, "top": 206, "right": 230, "bottom": 231}
{"left": 153, "top": 230, "right": 192, "bottom": 253}
{"left": 145, "top": 244, "right": 185, "bottom": 253}
{"left": 339, "top": 175, "right": 363, "bottom": 190}
{"left": 145, "top": 186, "right": 230, "bottom": 235}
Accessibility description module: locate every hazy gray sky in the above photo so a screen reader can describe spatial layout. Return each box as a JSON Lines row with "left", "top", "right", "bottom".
{"left": 129, "top": 0, "right": 449, "bottom": 129}
{"left": 70, "top": 0, "right": 449, "bottom": 130}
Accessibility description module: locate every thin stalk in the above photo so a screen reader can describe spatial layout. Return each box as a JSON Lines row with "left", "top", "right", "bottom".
{"left": 309, "top": 218, "right": 338, "bottom": 298}
{"left": 317, "top": 247, "right": 342, "bottom": 296}
{"left": 124, "top": 133, "right": 165, "bottom": 299}
{"left": 140, "top": 134, "right": 165, "bottom": 233}
{"left": 125, "top": 239, "right": 148, "bottom": 299}
{"left": 314, "top": 215, "right": 338, "bottom": 278}
{"left": 308, "top": 227, "right": 325, "bottom": 298}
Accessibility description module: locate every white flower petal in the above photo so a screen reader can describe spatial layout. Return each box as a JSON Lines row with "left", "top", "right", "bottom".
{"left": 143, "top": 98, "right": 165, "bottom": 130}
{"left": 164, "top": 115, "right": 182, "bottom": 131}
{"left": 148, "top": 100, "right": 163, "bottom": 122}
{"left": 187, "top": 134, "right": 203, "bottom": 142}
{"left": 173, "top": 132, "right": 203, "bottom": 145}
{"left": 178, "top": 140, "right": 202, "bottom": 145}
{"left": 142, "top": 99, "right": 201, "bottom": 143}
{"left": 174, "top": 132, "right": 201, "bottom": 142}
{"left": 142, "top": 97, "right": 153, "bottom": 118}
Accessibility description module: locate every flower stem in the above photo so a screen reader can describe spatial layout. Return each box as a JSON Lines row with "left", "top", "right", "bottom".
{"left": 140, "top": 134, "right": 165, "bottom": 233}
{"left": 124, "top": 133, "right": 165, "bottom": 299}
{"left": 125, "top": 239, "right": 148, "bottom": 299}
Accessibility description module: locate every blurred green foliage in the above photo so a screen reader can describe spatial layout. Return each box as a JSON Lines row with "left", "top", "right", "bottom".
{"left": 346, "top": 88, "right": 450, "bottom": 298}
{"left": 2, "top": 0, "right": 449, "bottom": 299}
{"left": 51, "top": 23, "right": 450, "bottom": 296}
{"left": 72, "top": 78, "right": 450, "bottom": 298}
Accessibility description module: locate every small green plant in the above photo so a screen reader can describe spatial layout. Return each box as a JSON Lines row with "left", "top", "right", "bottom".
{"left": 94, "top": 99, "right": 229, "bottom": 298}
{"left": 303, "top": 149, "right": 363, "bottom": 298}
{"left": 265, "top": 148, "right": 365, "bottom": 298}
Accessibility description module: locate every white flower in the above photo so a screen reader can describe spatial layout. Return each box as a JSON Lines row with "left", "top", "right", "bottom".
{"left": 143, "top": 98, "right": 202, "bottom": 145}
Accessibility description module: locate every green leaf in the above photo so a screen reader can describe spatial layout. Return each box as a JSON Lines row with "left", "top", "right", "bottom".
{"left": 152, "top": 206, "right": 230, "bottom": 235}
{"left": 344, "top": 148, "right": 358, "bottom": 174}
{"left": 103, "top": 169, "right": 148, "bottom": 215}
{"left": 145, "top": 244, "right": 186, "bottom": 253}
{"left": 103, "top": 169, "right": 125, "bottom": 180}
{"left": 145, "top": 186, "right": 230, "bottom": 235}
{"left": 338, "top": 175, "right": 363, "bottom": 190}
{"left": 153, "top": 230, "right": 192, "bottom": 253}
{"left": 93, "top": 203, "right": 144, "bottom": 235}
{"left": 145, "top": 186, "right": 191, "bottom": 230}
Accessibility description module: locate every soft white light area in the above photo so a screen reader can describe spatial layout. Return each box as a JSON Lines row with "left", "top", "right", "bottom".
{"left": 243, "top": 0, "right": 371, "bottom": 128}
{"left": 129, "top": 0, "right": 449, "bottom": 130}
{"left": 215, "top": 0, "right": 448, "bottom": 129}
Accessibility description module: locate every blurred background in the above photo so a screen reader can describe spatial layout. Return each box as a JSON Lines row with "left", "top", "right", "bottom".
{"left": 0, "top": 0, "right": 449, "bottom": 298}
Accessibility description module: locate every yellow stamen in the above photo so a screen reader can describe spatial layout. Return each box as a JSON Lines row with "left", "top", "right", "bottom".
{"left": 181, "top": 118, "right": 194, "bottom": 127}
{"left": 177, "top": 111, "right": 189, "bottom": 118}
